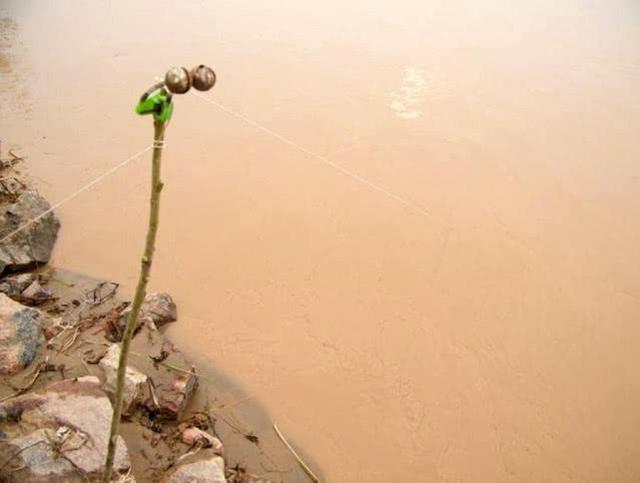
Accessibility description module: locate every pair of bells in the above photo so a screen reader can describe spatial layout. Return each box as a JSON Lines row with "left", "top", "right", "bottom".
{"left": 165, "top": 65, "right": 216, "bottom": 94}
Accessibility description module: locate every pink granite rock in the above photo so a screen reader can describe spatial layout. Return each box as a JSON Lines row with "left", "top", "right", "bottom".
{"left": 0, "top": 378, "right": 131, "bottom": 481}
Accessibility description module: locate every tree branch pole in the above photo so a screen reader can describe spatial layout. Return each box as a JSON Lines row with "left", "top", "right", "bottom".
{"left": 102, "top": 120, "right": 165, "bottom": 482}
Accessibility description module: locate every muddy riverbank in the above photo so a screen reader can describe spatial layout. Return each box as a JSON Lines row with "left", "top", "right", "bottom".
{"left": 0, "top": 157, "right": 316, "bottom": 482}
{"left": 0, "top": 269, "right": 314, "bottom": 482}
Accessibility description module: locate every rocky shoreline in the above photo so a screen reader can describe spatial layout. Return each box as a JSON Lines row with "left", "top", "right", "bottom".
{"left": 0, "top": 155, "right": 311, "bottom": 482}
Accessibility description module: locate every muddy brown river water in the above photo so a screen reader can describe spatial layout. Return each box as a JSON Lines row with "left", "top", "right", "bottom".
{"left": 2, "top": 1, "right": 640, "bottom": 481}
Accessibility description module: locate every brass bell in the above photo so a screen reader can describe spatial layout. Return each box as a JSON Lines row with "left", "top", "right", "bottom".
{"left": 164, "top": 66, "right": 191, "bottom": 94}
{"left": 190, "top": 65, "right": 216, "bottom": 91}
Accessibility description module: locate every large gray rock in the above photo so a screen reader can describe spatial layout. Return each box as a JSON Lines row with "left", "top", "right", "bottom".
{"left": 0, "top": 378, "right": 131, "bottom": 482}
{"left": 0, "top": 190, "right": 60, "bottom": 275}
{"left": 163, "top": 451, "right": 227, "bottom": 483}
{"left": 0, "top": 293, "right": 46, "bottom": 374}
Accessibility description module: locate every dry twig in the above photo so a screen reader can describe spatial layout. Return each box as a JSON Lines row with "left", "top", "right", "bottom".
{"left": 0, "top": 357, "right": 48, "bottom": 403}
{"left": 0, "top": 440, "right": 47, "bottom": 472}
{"left": 61, "top": 325, "right": 82, "bottom": 354}
{"left": 273, "top": 423, "right": 319, "bottom": 482}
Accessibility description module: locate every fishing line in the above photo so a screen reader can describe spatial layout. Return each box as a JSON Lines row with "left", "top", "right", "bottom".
{"left": 192, "top": 92, "right": 437, "bottom": 222}
{"left": 0, "top": 145, "right": 153, "bottom": 245}
{"left": 1, "top": 92, "right": 441, "bottom": 246}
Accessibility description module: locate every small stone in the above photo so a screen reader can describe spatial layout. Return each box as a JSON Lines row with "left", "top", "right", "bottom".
{"left": 20, "top": 280, "right": 53, "bottom": 305}
{"left": 0, "top": 293, "right": 46, "bottom": 375}
{"left": 0, "top": 177, "right": 26, "bottom": 199}
{"left": 0, "top": 272, "right": 36, "bottom": 298}
{"left": 182, "top": 427, "right": 223, "bottom": 451}
{"left": 141, "top": 292, "right": 178, "bottom": 326}
{"left": 41, "top": 316, "right": 64, "bottom": 341}
{"left": 76, "top": 375, "right": 100, "bottom": 384}
{"left": 163, "top": 451, "right": 227, "bottom": 483}
{"left": 99, "top": 343, "right": 148, "bottom": 414}
{"left": 113, "top": 292, "right": 178, "bottom": 341}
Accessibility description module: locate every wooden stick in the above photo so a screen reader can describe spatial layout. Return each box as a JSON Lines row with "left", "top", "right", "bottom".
{"left": 273, "top": 423, "right": 320, "bottom": 482}
{"left": 102, "top": 120, "right": 165, "bottom": 483}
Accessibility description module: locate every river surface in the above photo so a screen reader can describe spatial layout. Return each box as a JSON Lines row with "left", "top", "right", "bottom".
{"left": 1, "top": 1, "right": 640, "bottom": 481}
